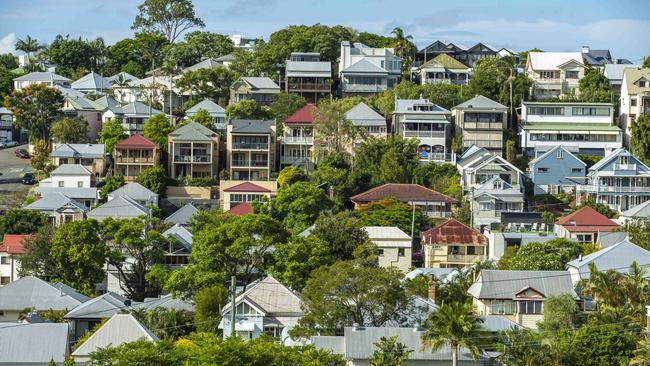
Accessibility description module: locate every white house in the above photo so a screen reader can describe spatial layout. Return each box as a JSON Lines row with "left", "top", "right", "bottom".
{"left": 525, "top": 52, "right": 586, "bottom": 99}
{"left": 363, "top": 226, "right": 412, "bottom": 272}
{"left": 338, "top": 41, "right": 401, "bottom": 96}
{"left": 0, "top": 234, "right": 30, "bottom": 286}
{"left": 13, "top": 71, "right": 71, "bottom": 91}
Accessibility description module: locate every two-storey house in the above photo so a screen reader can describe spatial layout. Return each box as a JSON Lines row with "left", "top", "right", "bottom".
{"left": 519, "top": 101, "right": 622, "bottom": 157}
{"left": 184, "top": 99, "right": 227, "bottom": 131}
{"left": 229, "top": 77, "right": 281, "bottom": 106}
{"left": 220, "top": 180, "right": 277, "bottom": 212}
{"left": 351, "top": 183, "right": 455, "bottom": 218}
{"left": 62, "top": 95, "right": 106, "bottom": 141}
{"left": 393, "top": 98, "right": 451, "bottom": 162}
{"left": 25, "top": 193, "right": 88, "bottom": 226}
{"left": 13, "top": 71, "right": 71, "bottom": 91}
{"left": 363, "top": 226, "right": 412, "bottom": 273}
{"left": 418, "top": 54, "right": 471, "bottom": 86}
{"left": 338, "top": 41, "right": 401, "bottom": 96}
{"left": 528, "top": 146, "right": 586, "bottom": 195}
{"left": 168, "top": 122, "right": 220, "bottom": 179}
{"left": 421, "top": 219, "right": 487, "bottom": 269}
{"left": 576, "top": 148, "right": 650, "bottom": 212}
{"left": 619, "top": 67, "right": 650, "bottom": 147}
{"left": 102, "top": 102, "right": 164, "bottom": 135}
{"left": 71, "top": 72, "right": 112, "bottom": 95}
{"left": 345, "top": 102, "right": 388, "bottom": 141}
{"left": 36, "top": 164, "right": 98, "bottom": 208}
{"left": 51, "top": 143, "right": 106, "bottom": 177}
{"left": 525, "top": 52, "right": 586, "bottom": 99}
{"left": 284, "top": 52, "right": 332, "bottom": 102}
{"left": 456, "top": 146, "right": 523, "bottom": 191}
{"left": 113, "top": 134, "right": 160, "bottom": 181}
{"left": 0, "top": 107, "right": 14, "bottom": 142}
{"left": 451, "top": 95, "right": 508, "bottom": 156}
{"left": 227, "top": 120, "right": 276, "bottom": 180}
{"left": 470, "top": 177, "right": 524, "bottom": 228}
{"left": 416, "top": 41, "right": 497, "bottom": 68}
{"left": 280, "top": 104, "right": 316, "bottom": 171}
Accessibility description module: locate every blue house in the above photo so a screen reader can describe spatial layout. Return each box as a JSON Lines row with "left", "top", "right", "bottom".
{"left": 528, "top": 146, "right": 586, "bottom": 195}
{"left": 576, "top": 148, "right": 650, "bottom": 212}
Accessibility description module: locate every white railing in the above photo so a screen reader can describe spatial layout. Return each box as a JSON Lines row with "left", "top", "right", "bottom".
{"left": 282, "top": 136, "right": 314, "bottom": 144}
{"left": 281, "top": 157, "right": 312, "bottom": 165}
{"left": 343, "top": 84, "right": 387, "bottom": 93}
{"left": 613, "top": 163, "right": 637, "bottom": 171}
{"left": 427, "top": 211, "right": 452, "bottom": 218}
{"left": 578, "top": 185, "right": 650, "bottom": 193}
{"left": 404, "top": 130, "right": 446, "bottom": 138}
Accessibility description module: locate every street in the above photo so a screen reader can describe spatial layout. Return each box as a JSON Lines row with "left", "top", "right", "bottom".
{"left": 0, "top": 144, "right": 33, "bottom": 209}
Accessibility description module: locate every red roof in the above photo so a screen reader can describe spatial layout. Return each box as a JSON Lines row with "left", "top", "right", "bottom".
{"left": 351, "top": 184, "right": 455, "bottom": 204}
{"left": 0, "top": 234, "right": 31, "bottom": 255}
{"left": 223, "top": 182, "right": 271, "bottom": 193}
{"left": 226, "top": 202, "right": 253, "bottom": 216}
{"left": 115, "top": 134, "right": 158, "bottom": 149}
{"left": 285, "top": 104, "right": 317, "bottom": 124}
{"left": 421, "top": 219, "right": 486, "bottom": 246}
{"left": 556, "top": 206, "right": 620, "bottom": 232}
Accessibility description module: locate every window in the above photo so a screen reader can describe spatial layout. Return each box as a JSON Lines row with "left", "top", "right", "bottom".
{"left": 518, "top": 301, "right": 543, "bottom": 314}
{"left": 398, "top": 248, "right": 405, "bottom": 257}
{"left": 640, "top": 80, "right": 647, "bottom": 88}
{"left": 77, "top": 181, "right": 84, "bottom": 188}
{"left": 572, "top": 168, "right": 583, "bottom": 173}
{"left": 528, "top": 106, "right": 564, "bottom": 115}
{"left": 0, "top": 256, "right": 9, "bottom": 265}
{"left": 556, "top": 149, "right": 564, "bottom": 159}
{"left": 539, "top": 71, "right": 555, "bottom": 79}
{"left": 565, "top": 71, "right": 580, "bottom": 79}
{"left": 572, "top": 107, "right": 609, "bottom": 116}
{"left": 377, "top": 249, "right": 384, "bottom": 257}
{"left": 0, "top": 277, "right": 9, "bottom": 285}
{"left": 58, "top": 181, "right": 64, "bottom": 188}
{"left": 631, "top": 98, "right": 637, "bottom": 107}
{"left": 489, "top": 300, "right": 516, "bottom": 315}
{"left": 479, "top": 202, "right": 493, "bottom": 211}
{"left": 576, "top": 234, "right": 593, "bottom": 243}
{"left": 537, "top": 167, "right": 549, "bottom": 173}
{"left": 264, "top": 326, "right": 283, "bottom": 337}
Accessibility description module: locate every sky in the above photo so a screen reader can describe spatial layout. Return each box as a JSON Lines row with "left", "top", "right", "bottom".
{"left": 0, "top": 0, "right": 648, "bottom": 62}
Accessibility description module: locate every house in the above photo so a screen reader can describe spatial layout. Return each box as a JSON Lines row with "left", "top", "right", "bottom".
{"left": 519, "top": 101, "right": 621, "bottom": 157}
{"left": 219, "top": 275, "right": 303, "bottom": 341}
{"left": 351, "top": 183, "right": 455, "bottom": 218}
{"left": 35, "top": 164, "right": 99, "bottom": 208}
{"left": 184, "top": 98, "right": 226, "bottom": 130}
{"left": 603, "top": 64, "right": 640, "bottom": 96}
{"left": 618, "top": 199, "right": 650, "bottom": 224}
{"left": 0, "top": 276, "right": 89, "bottom": 321}
{"left": 51, "top": 143, "right": 105, "bottom": 177}
{"left": 312, "top": 326, "right": 491, "bottom": 366}
{"left": 107, "top": 72, "right": 141, "bottom": 104}
{"left": 467, "top": 270, "right": 578, "bottom": 329}
{"left": 215, "top": 53, "right": 236, "bottom": 68}
{"left": 345, "top": 102, "right": 388, "bottom": 141}
{"left": 416, "top": 40, "right": 498, "bottom": 68}
{"left": 280, "top": 104, "right": 316, "bottom": 171}
{"left": 131, "top": 76, "right": 189, "bottom": 113}
{"left": 229, "top": 77, "right": 281, "bottom": 105}
{"left": 229, "top": 34, "right": 262, "bottom": 51}
{"left": 363, "top": 226, "right": 412, "bottom": 272}
{"left": 181, "top": 58, "right": 225, "bottom": 73}
{"left": 107, "top": 182, "right": 159, "bottom": 207}
{"left": 525, "top": 52, "right": 586, "bottom": 99}
{"left": 162, "top": 224, "right": 192, "bottom": 268}
{"left": 113, "top": 134, "right": 160, "bottom": 181}
{"left": 554, "top": 206, "right": 620, "bottom": 244}
{"left": 87, "top": 195, "right": 151, "bottom": 221}
{"left": 71, "top": 71, "right": 112, "bottom": 94}
{"left": 168, "top": 121, "right": 220, "bottom": 179}
{"left": 220, "top": 180, "right": 276, "bottom": 211}
{"left": 482, "top": 212, "right": 561, "bottom": 259}
{"left": 338, "top": 41, "right": 401, "bottom": 96}
{"left": 451, "top": 95, "right": 508, "bottom": 155}
{"left": 164, "top": 203, "right": 198, "bottom": 226}
{"left": 528, "top": 146, "right": 586, "bottom": 195}
{"left": 103, "top": 102, "right": 164, "bottom": 135}
{"left": 456, "top": 146, "right": 523, "bottom": 191}
{"left": 596, "top": 231, "right": 629, "bottom": 248}
{"left": 24, "top": 193, "right": 88, "bottom": 226}
{"left": 497, "top": 48, "right": 520, "bottom": 64}
{"left": 227, "top": 120, "right": 276, "bottom": 180}
{"left": 0, "top": 323, "right": 69, "bottom": 365}
{"left": 284, "top": 52, "right": 332, "bottom": 102}
{"left": 421, "top": 219, "right": 487, "bottom": 268}
{"left": 566, "top": 239, "right": 650, "bottom": 284}
{"left": 61, "top": 95, "right": 106, "bottom": 141}
{"left": 419, "top": 54, "right": 471, "bottom": 86}
{"left": 132, "top": 294, "right": 194, "bottom": 313}
{"left": 619, "top": 67, "right": 650, "bottom": 146}
{"left": 72, "top": 314, "right": 158, "bottom": 363}
{"left": 575, "top": 148, "right": 650, "bottom": 212}
{"left": 0, "top": 234, "right": 30, "bottom": 286}
{"left": 580, "top": 46, "right": 613, "bottom": 68}
{"left": 470, "top": 177, "right": 525, "bottom": 227}
{"left": 0, "top": 107, "right": 14, "bottom": 142}
{"left": 393, "top": 98, "right": 452, "bottom": 162}
{"left": 65, "top": 291, "right": 133, "bottom": 341}
{"left": 13, "top": 71, "right": 71, "bottom": 91}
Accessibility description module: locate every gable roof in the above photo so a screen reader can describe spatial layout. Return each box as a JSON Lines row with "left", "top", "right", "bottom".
{"left": 453, "top": 95, "right": 507, "bottom": 110}
{"left": 133, "top": 294, "right": 195, "bottom": 312}
{"left": 51, "top": 143, "right": 105, "bottom": 159}
{"left": 182, "top": 58, "right": 224, "bottom": 73}
{"left": 94, "top": 95, "right": 120, "bottom": 109}
{"left": 285, "top": 103, "right": 317, "bottom": 124}
{"left": 215, "top": 53, "right": 236, "bottom": 62}
{"left": 351, "top": 183, "right": 455, "bottom": 203}
{"left": 421, "top": 54, "right": 469, "bottom": 70}
{"left": 224, "top": 182, "right": 271, "bottom": 193}
{"left": 169, "top": 121, "right": 217, "bottom": 141}
{"left": 25, "top": 192, "right": 88, "bottom": 212}
{"left": 345, "top": 102, "right": 385, "bottom": 126}
{"left": 164, "top": 203, "right": 198, "bottom": 226}
{"left": 108, "top": 182, "right": 158, "bottom": 203}
{"left": 556, "top": 206, "right": 620, "bottom": 232}
{"left": 65, "top": 292, "right": 132, "bottom": 319}
{"left": 115, "top": 134, "right": 158, "bottom": 149}
{"left": 527, "top": 52, "right": 585, "bottom": 70}
{"left": 239, "top": 77, "right": 280, "bottom": 91}
{"left": 185, "top": 98, "right": 226, "bottom": 116}
{"left": 0, "top": 323, "right": 69, "bottom": 364}
{"left": 588, "top": 148, "right": 650, "bottom": 173}
{"left": 472, "top": 177, "right": 524, "bottom": 202}
{"left": 620, "top": 199, "right": 650, "bottom": 219}
{"left": 603, "top": 64, "right": 641, "bottom": 82}
{"left": 35, "top": 186, "right": 98, "bottom": 200}
{"left": 0, "top": 234, "right": 31, "bottom": 255}
{"left": 596, "top": 231, "right": 629, "bottom": 248}
{"left": 13, "top": 71, "right": 71, "bottom": 82}
{"left": 342, "top": 58, "right": 388, "bottom": 74}
{"left": 230, "top": 119, "right": 275, "bottom": 134}
{"left": 0, "top": 275, "right": 89, "bottom": 311}
{"left": 72, "top": 314, "right": 158, "bottom": 357}
{"left": 71, "top": 71, "right": 111, "bottom": 90}
{"left": 226, "top": 202, "right": 253, "bottom": 216}
{"left": 421, "top": 219, "right": 487, "bottom": 246}
{"left": 163, "top": 224, "right": 193, "bottom": 250}
{"left": 528, "top": 145, "right": 586, "bottom": 166}
{"left": 363, "top": 226, "right": 411, "bottom": 240}
{"left": 65, "top": 95, "right": 106, "bottom": 111}
{"left": 221, "top": 275, "right": 302, "bottom": 315}
{"left": 50, "top": 163, "right": 92, "bottom": 176}
{"left": 622, "top": 67, "right": 650, "bottom": 95}
{"left": 285, "top": 60, "right": 332, "bottom": 78}
{"left": 566, "top": 239, "right": 650, "bottom": 280}
{"left": 467, "top": 270, "right": 577, "bottom": 300}
{"left": 87, "top": 195, "right": 150, "bottom": 221}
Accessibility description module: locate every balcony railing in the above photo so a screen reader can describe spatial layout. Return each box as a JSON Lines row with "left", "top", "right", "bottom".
{"left": 446, "top": 254, "right": 484, "bottom": 263}
{"left": 463, "top": 139, "right": 504, "bottom": 148}
{"left": 613, "top": 163, "right": 637, "bottom": 171}
{"left": 578, "top": 184, "right": 650, "bottom": 193}
{"left": 287, "top": 83, "right": 331, "bottom": 92}
{"left": 115, "top": 157, "right": 154, "bottom": 164}
{"left": 281, "top": 157, "right": 312, "bottom": 165}
{"left": 232, "top": 142, "right": 269, "bottom": 150}
{"left": 426, "top": 211, "right": 452, "bottom": 218}
{"left": 404, "top": 130, "right": 446, "bottom": 138}
{"left": 423, "top": 78, "right": 468, "bottom": 86}
{"left": 173, "top": 155, "right": 211, "bottom": 163}
{"left": 463, "top": 122, "right": 503, "bottom": 130}
{"left": 342, "top": 84, "right": 387, "bottom": 93}
{"left": 420, "top": 153, "right": 455, "bottom": 163}
{"left": 282, "top": 136, "right": 314, "bottom": 144}
{"left": 231, "top": 160, "right": 269, "bottom": 167}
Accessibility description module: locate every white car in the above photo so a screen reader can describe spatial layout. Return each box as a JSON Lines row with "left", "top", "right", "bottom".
{"left": 3, "top": 140, "right": 18, "bottom": 147}
{"left": 0, "top": 142, "right": 5, "bottom": 149}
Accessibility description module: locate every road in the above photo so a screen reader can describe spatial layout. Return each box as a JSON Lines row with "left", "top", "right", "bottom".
{"left": 0, "top": 144, "right": 33, "bottom": 209}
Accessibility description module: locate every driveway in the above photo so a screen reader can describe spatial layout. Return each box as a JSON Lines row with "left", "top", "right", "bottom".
{"left": 0, "top": 144, "right": 33, "bottom": 209}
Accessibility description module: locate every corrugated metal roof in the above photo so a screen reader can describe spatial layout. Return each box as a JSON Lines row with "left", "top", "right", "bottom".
{"left": 108, "top": 182, "right": 158, "bottom": 203}
{"left": 351, "top": 183, "right": 455, "bottom": 203}
{"left": 0, "top": 323, "right": 69, "bottom": 364}
{"left": 72, "top": 314, "right": 158, "bottom": 358}
{"left": 342, "top": 59, "right": 388, "bottom": 74}
{"left": 226, "top": 202, "right": 253, "bottom": 216}
{"left": 115, "top": 134, "right": 158, "bottom": 149}
{"left": 620, "top": 199, "right": 650, "bottom": 219}
{"left": 467, "top": 270, "right": 577, "bottom": 300}
{"left": 65, "top": 292, "right": 132, "bottom": 319}
{"left": 71, "top": 71, "right": 111, "bottom": 90}
{"left": 51, "top": 143, "right": 105, "bottom": 159}
{"left": 556, "top": 206, "right": 619, "bottom": 228}
{"left": 26, "top": 192, "right": 89, "bottom": 211}
{"left": 50, "top": 164, "right": 91, "bottom": 176}
{"left": 363, "top": 226, "right": 411, "bottom": 240}
{"left": 230, "top": 119, "right": 274, "bottom": 134}
{"left": 221, "top": 275, "right": 302, "bottom": 315}
{"left": 421, "top": 219, "right": 486, "bottom": 246}
{"left": 241, "top": 77, "right": 280, "bottom": 90}
{"left": 163, "top": 224, "right": 193, "bottom": 249}
{"left": 453, "top": 95, "right": 507, "bottom": 110}
{"left": 13, "top": 71, "right": 71, "bottom": 82}
{"left": 0, "top": 276, "right": 89, "bottom": 311}
{"left": 285, "top": 103, "right": 317, "bottom": 124}
{"left": 223, "top": 182, "right": 270, "bottom": 193}
{"left": 134, "top": 294, "right": 195, "bottom": 312}
{"left": 528, "top": 52, "right": 584, "bottom": 70}
{"left": 34, "top": 187, "right": 98, "bottom": 200}
{"left": 164, "top": 203, "right": 198, "bottom": 226}
{"left": 345, "top": 102, "right": 385, "bottom": 126}
{"left": 185, "top": 98, "right": 226, "bottom": 116}
{"left": 87, "top": 195, "right": 150, "bottom": 221}
{"left": 285, "top": 60, "right": 332, "bottom": 78}
{"left": 566, "top": 239, "right": 650, "bottom": 280}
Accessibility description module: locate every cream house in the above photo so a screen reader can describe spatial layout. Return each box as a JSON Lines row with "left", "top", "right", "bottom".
{"left": 525, "top": 52, "right": 586, "bottom": 100}
{"left": 363, "top": 226, "right": 412, "bottom": 272}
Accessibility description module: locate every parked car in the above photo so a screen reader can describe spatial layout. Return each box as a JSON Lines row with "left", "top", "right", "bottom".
{"left": 3, "top": 140, "right": 18, "bottom": 147}
{"left": 0, "top": 141, "right": 5, "bottom": 149}
{"left": 14, "top": 149, "right": 29, "bottom": 158}
{"left": 21, "top": 173, "right": 34, "bottom": 185}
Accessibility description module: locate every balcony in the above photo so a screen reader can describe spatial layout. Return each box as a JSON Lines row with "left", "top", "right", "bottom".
{"left": 426, "top": 211, "right": 452, "bottom": 218}
{"left": 404, "top": 130, "right": 446, "bottom": 138}
{"left": 463, "top": 122, "right": 503, "bottom": 130}
{"left": 232, "top": 142, "right": 269, "bottom": 150}
{"left": 231, "top": 159, "right": 269, "bottom": 168}
{"left": 446, "top": 254, "right": 484, "bottom": 263}
{"left": 282, "top": 136, "right": 314, "bottom": 144}
{"left": 577, "top": 184, "right": 650, "bottom": 193}
{"left": 342, "top": 84, "right": 387, "bottom": 93}
{"left": 463, "top": 139, "right": 504, "bottom": 148}
{"left": 420, "top": 153, "right": 455, "bottom": 163}
{"left": 281, "top": 156, "right": 312, "bottom": 165}
{"left": 287, "top": 83, "right": 331, "bottom": 92}
{"left": 613, "top": 163, "right": 637, "bottom": 171}
{"left": 173, "top": 155, "right": 211, "bottom": 163}
{"left": 115, "top": 157, "right": 154, "bottom": 164}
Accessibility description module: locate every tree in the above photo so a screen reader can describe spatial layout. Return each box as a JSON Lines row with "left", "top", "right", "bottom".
{"left": 421, "top": 83, "right": 466, "bottom": 110}
{"left": 0, "top": 66, "right": 16, "bottom": 101}
{"left": 412, "top": 163, "right": 461, "bottom": 200}
{"left": 175, "top": 67, "right": 235, "bottom": 103}
{"left": 131, "top": 307, "right": 194, "bottom": 339}
{"left": 499, "top": 328, "right": 556, "bottom": 365}
{"left": 579, "top": 69, "right": 612, "bottom": 103}
{"left": 390, "top": 27, "right": 415, "bottom": 76}
{"left": 277, "top": 166, "right": 308, "bottom": 188}
{"left": 310, "top": 211, "right": 370, "bottom": 260}
{"left": 631, "top": 114, "right": 650, "bottom": 163}
{"left": 294, "top": 261, "right": 411, "bottom": 336}
{"left": 137, "top": 166, "right": 169, "bottom": 195}
{"left": 313, "top": 102, "right": 356, "bottom": 154}
{"left": 0, "top": 209, "right": 48, "bottom": 236}
{"left": 269, "top": 93, "right": 307, "bottom": 127}
{"left": 225, "top": 99, "right": 270, "bottom": 120}
{"left": 644, "top": 56, "right": 650, "bottom": 68}
{"left": 631, "top": 340, "right": 650, "bottom": 366}
{"left": 193, "top": 284, "right": 228, "bottom": 333}
{"left": 537, "top": 293, "right": 582, "bottom": 333}
{"left": 625, "top": 219, "right": 650, "bottom": 251}
{"left": 30, "top": 139, "right": 53, "bottom": 172}
{"left": 370, "top": 336, "right": 412, "bottom": 366}
{"left": 99, "top": 175, "right": 125, "bottom": 201}
{"left": 555, "top": 323, "right": 637, "bottom": 366}
{"left": 17, "top": 225, "right": 56, "bottom": 279}
{"left": 132, "top": 0, "right": 205, "bottom": 43}
{"left": 355, "top": 199, "right": 428, "bottom": 236}
{"left": 46, "top": 35, "right": 100, "bottom": 77}
{"left": 50, "top": 116, "right": 89, "bottom": 143}
{"left": 353, "top": 136, "right": 419, "bottom": 188}
{"left": 0, "top": 54, "right": 18, "bottom": 70}
{"left": 468, "top": 57, "right": 515, "bottom": 104}
{"left": 506, "top": 140, "right": 516, "bottom": 163}
{"left": 4, "top": 84, "right": 64, "bottom": 142}
{"left": 89, "top": 339, "right": 180, "bottom": 366}
{"left": 422, "top": 302, "right": 484, "bottom": 366}
{"left": 143, "top": 114, "right": 174, "bottom": 151}
{"left": 498, "top": 238, "right": 583, "bottom": 270}
{"left": 270, "top": 235, "right": 333, "bottom": 291}
{"left": 98, "top": 118, "right": 127, "bottom": 153}
{"left": 50, "top": 220, "right": 109, "bottom": 295}
{"left": 268, "top": 181, "right": 333, "bottom": 232}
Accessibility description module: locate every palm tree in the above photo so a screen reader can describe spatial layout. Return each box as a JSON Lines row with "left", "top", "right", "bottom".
{"left": 112, "top": 73, "right": 132, "bottom": 103}
{"left": 15, "top": 35, "right": 43, "bottom": 60}
{"left": 582, "top": 263, "right": 626, "bottom": 307}
{"left": 390, "top": 27, "right": 414, "bottom": 76}
{"left": 422, "top": 302, "right": 484, "bottom": 366}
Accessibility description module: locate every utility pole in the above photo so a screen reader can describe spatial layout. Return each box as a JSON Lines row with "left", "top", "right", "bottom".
{"left": 410, "top": 203, "right": 416, "bottom": 239}
{"left": 230, "top": 275, "right": 236, "bottom": 338}
{"left": 646, "top": 305, "right": 650, "bottom": 341}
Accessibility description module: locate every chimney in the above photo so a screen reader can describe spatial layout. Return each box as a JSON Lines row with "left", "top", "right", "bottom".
{"left": 581, "top": 46, "right": 590, "bottom": 54}
{"left": 428, "top": 278, "right": 436, "bottom": 304}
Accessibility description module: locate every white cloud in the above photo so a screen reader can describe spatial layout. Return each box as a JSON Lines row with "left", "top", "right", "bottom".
{"left": 0, "top": 33, "right": 17, "bottom": 54}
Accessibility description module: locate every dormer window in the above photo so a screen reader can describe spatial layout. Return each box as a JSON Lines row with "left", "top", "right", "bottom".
{"left": 640, "top": 80, "right": 646, "bottom": 88}
{"left": 556, "top": 149, "right": 564, "bottom": 159}
{"left": 619, "top": 156, "right": 629, "bottom": 165}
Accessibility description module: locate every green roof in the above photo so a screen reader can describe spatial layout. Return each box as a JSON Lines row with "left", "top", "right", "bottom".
{"left": 421, "top": 54, "right": 468, "bottom": 70}
{"left": 522, "top": 122, "right": 621, "bottom": 131}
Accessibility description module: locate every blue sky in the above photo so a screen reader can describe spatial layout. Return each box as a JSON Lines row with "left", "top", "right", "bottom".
{"left": 0, "top": 0, "right": 648, "bottom": 62}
